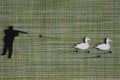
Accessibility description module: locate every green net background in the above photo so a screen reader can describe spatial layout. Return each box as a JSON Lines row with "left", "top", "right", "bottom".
{"left": 0, "top": 0, "right": 120, "bottom": 80}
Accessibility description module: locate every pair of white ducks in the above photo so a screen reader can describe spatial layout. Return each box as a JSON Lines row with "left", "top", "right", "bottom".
{"left": 74, "top": 37, "right": 112, "bottom": 51}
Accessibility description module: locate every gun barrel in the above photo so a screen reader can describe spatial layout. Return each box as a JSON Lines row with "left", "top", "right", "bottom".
{"left": 15, "top": 30, "right": 28, "bottom": 34}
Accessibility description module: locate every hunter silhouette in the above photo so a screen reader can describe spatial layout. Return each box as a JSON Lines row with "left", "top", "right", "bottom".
{"left": 1, "top": 26, "right": 28, "bottom": 59}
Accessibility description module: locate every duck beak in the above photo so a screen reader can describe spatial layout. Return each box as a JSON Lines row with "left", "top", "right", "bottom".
{"left": 88, "top": 39, "right": 90, "bottom": 40}
{"left": 109, "top": 39, "right": 112, "bottom": 42}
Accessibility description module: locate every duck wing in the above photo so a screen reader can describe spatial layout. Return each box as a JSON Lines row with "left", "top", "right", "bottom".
{"left": 96, "top": 44, "right": 110, "bottom": 50}
{"left": 75, "top": 43, "right": 89, "bottom": 50}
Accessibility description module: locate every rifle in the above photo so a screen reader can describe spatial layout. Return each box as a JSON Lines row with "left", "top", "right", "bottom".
{"left": 15, "top": 30, "right": 29, "bottom": 34}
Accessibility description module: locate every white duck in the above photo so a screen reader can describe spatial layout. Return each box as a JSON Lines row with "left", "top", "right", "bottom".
{"left": 74, "top": 37, "right": 90, "bottom": 50}
{"left": 96, "top": 38, "right": 111, "bottom": 50}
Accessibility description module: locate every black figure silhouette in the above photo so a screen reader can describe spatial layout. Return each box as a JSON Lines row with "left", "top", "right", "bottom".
{"left": 1, "top": 26, "right": 28, "bottom": 59}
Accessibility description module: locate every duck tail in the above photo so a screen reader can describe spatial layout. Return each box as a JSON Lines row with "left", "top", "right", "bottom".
{"left": 73, "top": 45, "right": 77, "bottom": 48}
{"left": 95, "top": 46, "right": 99, "bottom": 48}
{"left": 90, "top": 45, "right": 98, "bottom": 48}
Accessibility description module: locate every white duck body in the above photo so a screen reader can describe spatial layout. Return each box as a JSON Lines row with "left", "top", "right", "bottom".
{"left": 96, "top": 38, "right": 111, "bottom": 50}
{"left": 74, "top": 37, "right": 90, "bottom": 50}
{"left": 96, "top": 44, "right": 110, "bottom": 50}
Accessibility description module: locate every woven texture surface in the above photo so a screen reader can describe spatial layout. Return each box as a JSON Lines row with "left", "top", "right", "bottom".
{"left": 0, "top": 0, "right": 120, "bottom": 80}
